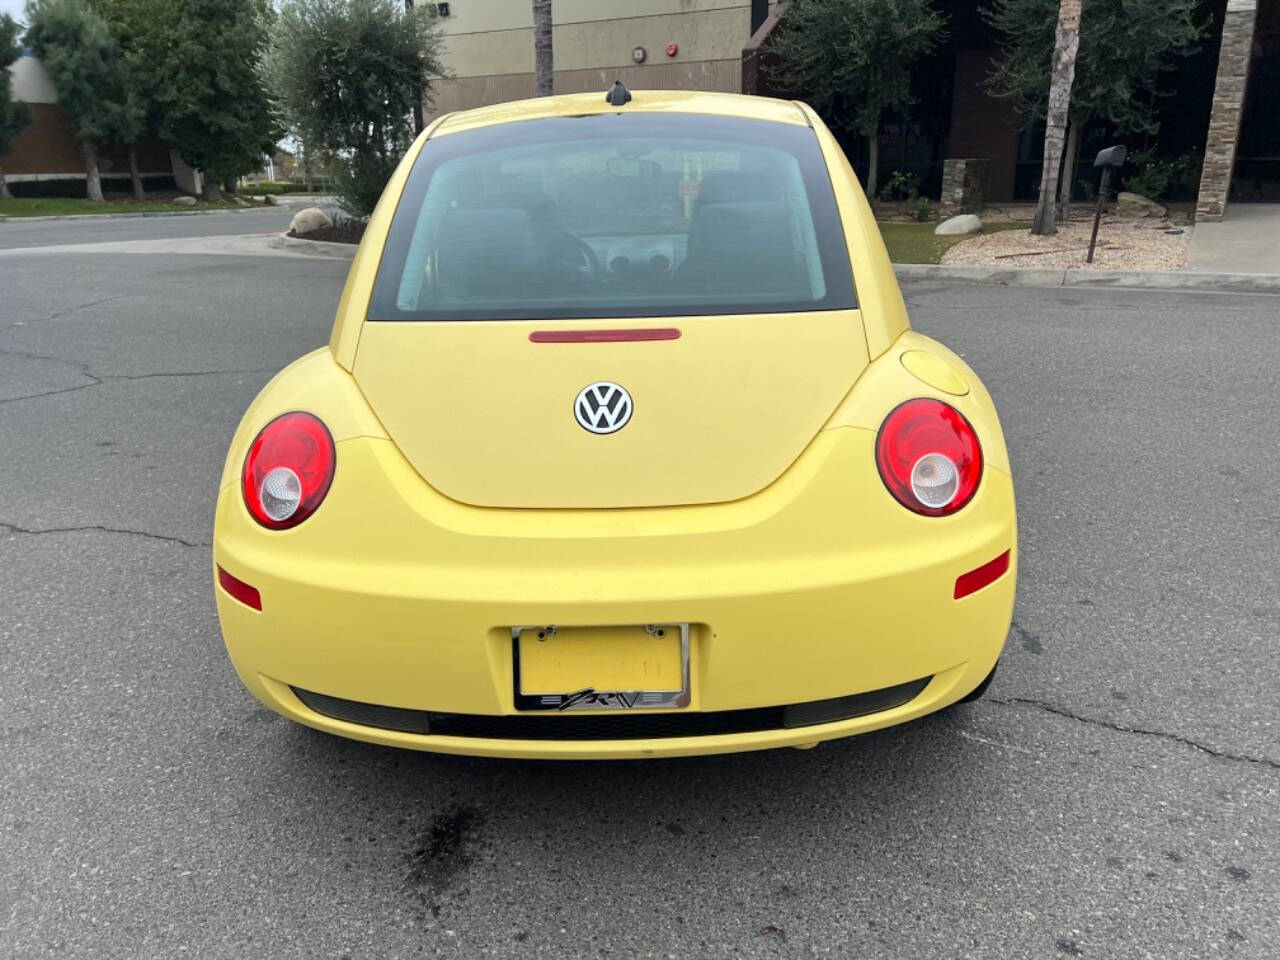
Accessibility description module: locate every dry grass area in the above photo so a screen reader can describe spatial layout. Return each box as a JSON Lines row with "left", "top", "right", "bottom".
{"left": 942, "top": 218, "right": 1192, "bottom": 270}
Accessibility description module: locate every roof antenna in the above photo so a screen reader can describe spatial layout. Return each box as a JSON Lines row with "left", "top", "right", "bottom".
{"left": 606, "top": 80, "right": 632, "bottom": 107}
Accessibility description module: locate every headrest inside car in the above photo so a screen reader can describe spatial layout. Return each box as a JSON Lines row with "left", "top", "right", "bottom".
{"left": 681, "top": 200, "right": 801, "bottom": 294}
{"left": 694, "top": 171, "right": 783, "bottom": 207}
{"left": 436, "top": 207, "right": 538, "bottom": 296}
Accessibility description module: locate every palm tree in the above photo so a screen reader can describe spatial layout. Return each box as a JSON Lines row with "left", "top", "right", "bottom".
{"left": 533, "top": 0, "right": 552, "bottom": 96}
{"left": 1031, "top": 0, "right": 1084, "bottom": 236}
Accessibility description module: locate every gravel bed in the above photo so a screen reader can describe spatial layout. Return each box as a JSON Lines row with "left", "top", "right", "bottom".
{"left": 941, "top": 218, "right": 1192, "bottom": 270}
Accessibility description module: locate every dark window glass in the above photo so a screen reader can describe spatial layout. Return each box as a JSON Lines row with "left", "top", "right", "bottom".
{"left": 368, "top": 113, "right": 856, "bottom": 321}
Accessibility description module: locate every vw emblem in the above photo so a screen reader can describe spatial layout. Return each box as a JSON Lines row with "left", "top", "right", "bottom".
{"left": 574, "top": 381, "right": 633, "bottom": 434}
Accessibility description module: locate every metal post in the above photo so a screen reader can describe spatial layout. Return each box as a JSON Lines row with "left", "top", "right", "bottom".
{"left": 1087, "top": 167, "right": 1111, "bottom": 264}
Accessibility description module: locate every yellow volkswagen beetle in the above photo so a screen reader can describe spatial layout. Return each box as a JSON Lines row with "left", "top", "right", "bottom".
{"left": 213, "top": 86, "right": 1016, "bottom": 759}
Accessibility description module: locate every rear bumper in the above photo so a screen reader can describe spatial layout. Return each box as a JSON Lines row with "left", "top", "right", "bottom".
{"left": 213, "top": 428, "right": 1016, "bottom": 759}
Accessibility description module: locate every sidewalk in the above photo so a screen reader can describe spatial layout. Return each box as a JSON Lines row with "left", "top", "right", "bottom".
{"left": 1187, "top": 204, "right": 1280, "bottom": 275}
{"left": 894, "top": 263, "right": 1280, "bottom": 295}
{"left": 271, "top": 231, "right": 1280, "bottom": 294}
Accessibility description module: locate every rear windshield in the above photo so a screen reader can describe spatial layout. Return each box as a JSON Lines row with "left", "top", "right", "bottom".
{"left": 368, "top": 113, "right": 856, "bottom": 321}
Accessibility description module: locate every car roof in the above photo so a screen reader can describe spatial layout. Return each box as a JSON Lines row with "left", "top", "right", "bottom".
{"left": 431, "top": 90, "right": 812, "bottom": 138}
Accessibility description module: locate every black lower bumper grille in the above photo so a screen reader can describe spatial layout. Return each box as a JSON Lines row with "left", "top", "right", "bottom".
{"left": 290, "top": 677, "right": 931, "bottom": 742}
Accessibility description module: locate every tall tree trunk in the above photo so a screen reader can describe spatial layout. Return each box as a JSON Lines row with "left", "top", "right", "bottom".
{"left": 82, "top": 140, "right": 104, "bottom": 203}
{"left": 203, "top": 176, "right": 221, "bottom": 202}
{"left": 533, "top": 0, "right": 553, "bottom": 96}
{"left": 1058, "top": 118, "right": 1083, "bottom": 223}
{"left": 0, "top": 164, "right": 11, "bottom": 200}
{"left": 1031, "top": 0, "right": 1083, "bottom": 236}
{"left": 128, "top": 146, "right": 146, "bottom": 201}
{"left": 866, "top": 127, "right": 880, "bottom": 200}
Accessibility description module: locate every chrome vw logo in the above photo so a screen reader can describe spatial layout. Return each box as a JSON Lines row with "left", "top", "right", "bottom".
{"left": 574, "top": 381, "right": 633, "bottom": 434}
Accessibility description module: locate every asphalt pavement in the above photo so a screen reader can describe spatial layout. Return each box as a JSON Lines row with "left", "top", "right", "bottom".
{"left": 1, "top": 214, "right": 1277, "bottom": 959}
{"left": 0, "top": 194, "right": 337, "bottom": 250}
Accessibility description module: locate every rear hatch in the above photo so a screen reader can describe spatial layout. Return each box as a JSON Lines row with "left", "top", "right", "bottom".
{"left": 350, "top": 110, "right": 867, "bottom": 509}
{"left": 353, "top": 314, "right": 867, "bottom": 508}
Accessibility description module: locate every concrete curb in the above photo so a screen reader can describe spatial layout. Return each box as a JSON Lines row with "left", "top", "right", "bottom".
{"left": 268, "top": 233, "right": 358, "bottom": 259}
{"left": 0, "top": 206, "right": 281, "bottom": 223}
{"left": 266, "top": 237, "right": 1280, "bottom": 292}
{"left": 895, "top": 263, "right": 1280, "bottom": 295}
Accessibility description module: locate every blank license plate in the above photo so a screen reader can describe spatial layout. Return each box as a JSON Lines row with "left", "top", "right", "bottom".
{"left": 512, "top": 624, "right": 690, "bottom": 711}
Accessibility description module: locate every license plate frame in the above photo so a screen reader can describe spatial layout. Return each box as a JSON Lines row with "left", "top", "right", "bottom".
{"left": 511, "top": 623, "right": 691, "bottom": 712}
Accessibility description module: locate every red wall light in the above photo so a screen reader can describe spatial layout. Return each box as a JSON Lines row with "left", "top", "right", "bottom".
{"left": 665, "top": 42, "right": 678, "bottom": 57}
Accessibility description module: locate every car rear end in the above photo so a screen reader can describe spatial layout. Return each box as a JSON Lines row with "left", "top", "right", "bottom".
{"left": 213, "top": 91, "right": 1015, "bottom": 759}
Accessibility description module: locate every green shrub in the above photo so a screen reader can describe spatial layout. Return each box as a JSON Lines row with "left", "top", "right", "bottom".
{"left": 241, "top": 180, "right": 321, "bottom": 195}
{"left": 878, "top": 170, "right": 921, "bottom": 202}
{"left": 336, "top": 153, "right": 396, "bottom": 218}
{"left": 1123, "top": 149, "right": 1202, "bottom": 201}
{"left": 908, "top": 195, "right": 934, "bottom": 222}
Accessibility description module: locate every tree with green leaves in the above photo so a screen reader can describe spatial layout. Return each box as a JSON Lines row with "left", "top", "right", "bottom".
{"left": 1, "top": 14, "right": 33, "bottom": 200}
{"left": 90, "top": 0, "right": 164, "bottom": 199}
{"left": 986, "top": 0, "right": 1203, "bottom": 221}
{"left": 24, "top": 0, "right": 134, "bottom": 202}
{"left": 136, "top": 0, "right": 278, "bottom": 200}
{"left": 766, "top": 0, "right": 946, "bottom": 198}
{"left": 270, "top": 0, "right": 445, "bottom": 216}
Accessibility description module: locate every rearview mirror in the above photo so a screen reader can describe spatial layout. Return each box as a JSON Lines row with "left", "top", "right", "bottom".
{"left": 606, "top": 157, "right": 662, "bottom": 181}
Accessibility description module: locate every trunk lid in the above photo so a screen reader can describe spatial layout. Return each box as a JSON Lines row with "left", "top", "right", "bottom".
{"left": 351, "top": 312, "right": 868, "bottom": 509}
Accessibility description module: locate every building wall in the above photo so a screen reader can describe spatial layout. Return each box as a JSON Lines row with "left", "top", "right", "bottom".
{"left": 10, "top": 53, "right": 58, "bottom": 103}
{"left": 427, "top": 0, "right": 756, "bottom": 117}
{"left": 945, "top": 50, "right": 1022, "bottom": 203}
{"left": 5, "top": 54, "right": 173, "bottom": 186}
{"left": 1231, "top": 0, "right": 1280, "bottom": 201}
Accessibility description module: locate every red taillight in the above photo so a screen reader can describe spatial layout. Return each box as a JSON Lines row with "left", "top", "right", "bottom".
{"left": 217, "top": 565, "right": 262, "bottom": 610}
{"left": 241, "top": 412, "right": 335, "bottom": 529}
{"left": 875, "top": 398, "right": 983, "bottom": 516}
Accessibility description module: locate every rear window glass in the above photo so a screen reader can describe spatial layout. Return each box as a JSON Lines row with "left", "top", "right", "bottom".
{"left": 368, "top": 113, "right": 856, "bottom": 321}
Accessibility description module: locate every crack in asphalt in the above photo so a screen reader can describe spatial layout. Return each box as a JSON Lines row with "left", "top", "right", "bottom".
{"left": 989, "top": 696, "right": 1280, "bottom": 771}
{"left": 6, "top": 293, "right": 134, "bottom": 326}
{"left": 0, "top": 351, "right": 277, "bottom": 404}
{"left": 0, "top": 521, "right": 209, "bottom": 549}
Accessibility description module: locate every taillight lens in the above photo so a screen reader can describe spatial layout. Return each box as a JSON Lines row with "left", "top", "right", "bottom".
{"left": 242, "top": 412, "right": 335, "bottom": 529}
{"left": 875, "top": 399, "right": 983, "bottom": 516}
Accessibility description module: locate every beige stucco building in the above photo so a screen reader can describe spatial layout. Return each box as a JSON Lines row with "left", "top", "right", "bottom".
{"left": 426, "top": 0, "right": 775, "bottom": 119}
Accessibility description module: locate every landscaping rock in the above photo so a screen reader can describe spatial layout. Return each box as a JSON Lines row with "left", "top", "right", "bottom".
{"left": 172, "top": 195, "right": 198, "bottom": 206}
{"left": 1115, "top": 192, "right": 1167, "bottom": 219}
{"left": 288, "top": 207, "right": 334, "bottom": 236}
{"left": 935, "top": 214, "right": 983, "bottom": 236}
{"left": 262, "top": 194, "right": 279, "bottom": 206}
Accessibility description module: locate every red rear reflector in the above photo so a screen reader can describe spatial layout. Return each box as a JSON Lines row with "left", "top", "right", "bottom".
{"left": 217, "top": 565, "right": 262, "bottom": 611}
{"left": 954, "top": 550, "right": 1011, "bottom": 600}
{"left": 529, "top": 328, "right": 681, "bottom": 343}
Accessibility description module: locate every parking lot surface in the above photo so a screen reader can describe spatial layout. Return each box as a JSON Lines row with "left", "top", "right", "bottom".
{"left": 1, "top": 220, "right": 1277, "bottom": 958}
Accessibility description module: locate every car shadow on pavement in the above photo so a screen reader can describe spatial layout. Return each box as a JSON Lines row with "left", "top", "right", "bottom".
{"left": 237, "top": 706, "right": 1006, "bottom": 914}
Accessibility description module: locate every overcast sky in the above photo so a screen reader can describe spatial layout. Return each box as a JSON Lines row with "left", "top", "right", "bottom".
{"left": 2, "top": 0, "right": 26, "bottom": 28}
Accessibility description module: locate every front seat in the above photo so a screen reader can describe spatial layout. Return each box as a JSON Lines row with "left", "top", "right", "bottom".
{"left": 677, "top": 175, "right": 806, "bottom": 297}
{"left": 435, "top": 207, "right": 539, "bottom": 300}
